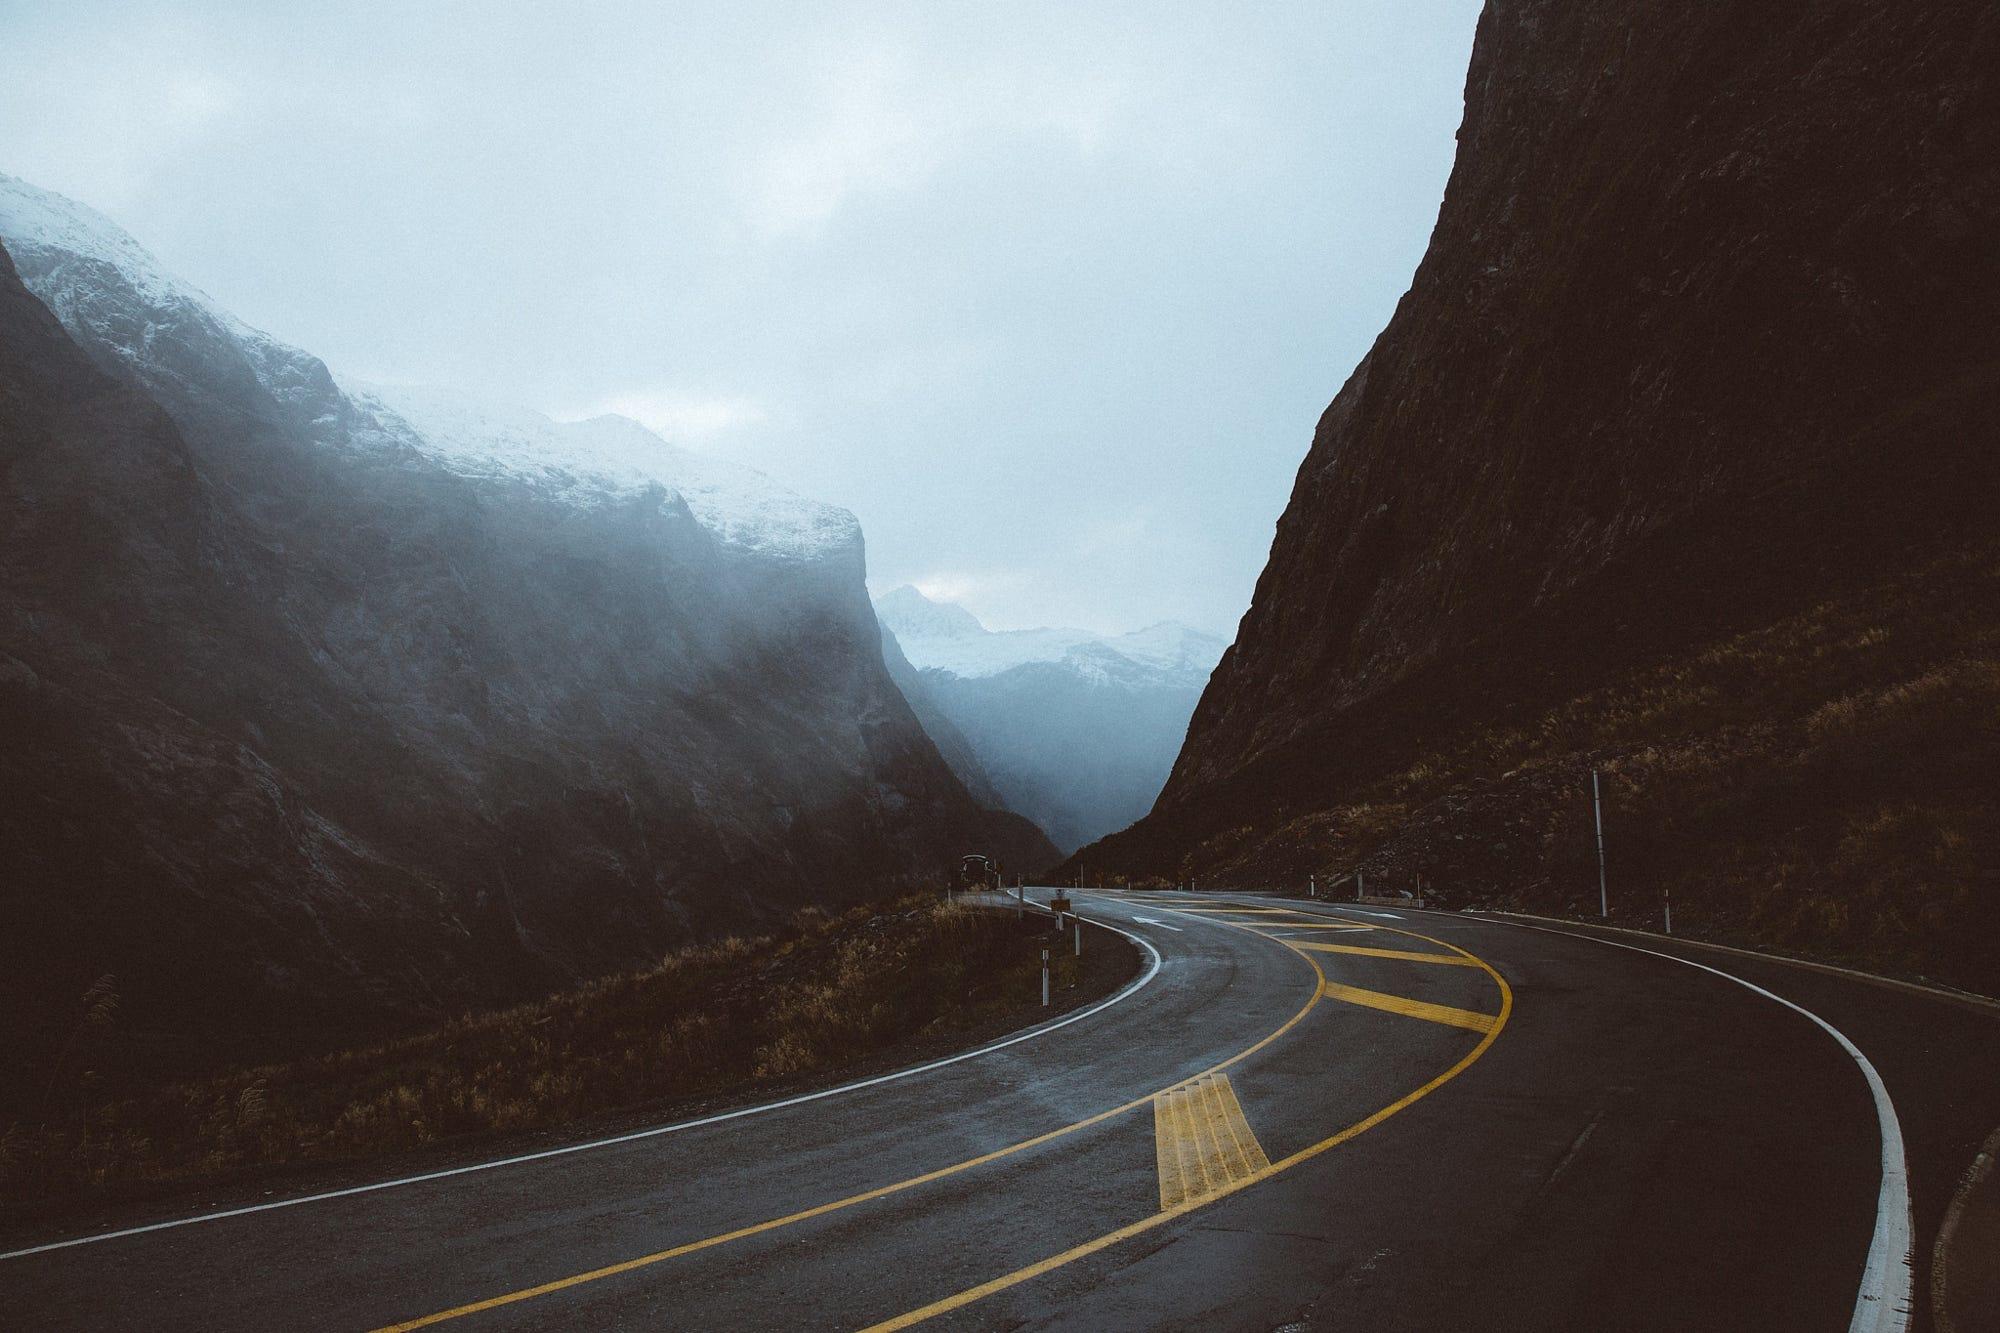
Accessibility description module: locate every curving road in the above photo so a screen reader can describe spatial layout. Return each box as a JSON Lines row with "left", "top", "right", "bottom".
{"left": 6, "top": 890, "right": 1999, "bottom": 1331}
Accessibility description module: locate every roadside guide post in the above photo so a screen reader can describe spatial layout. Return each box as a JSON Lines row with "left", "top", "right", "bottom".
{"left": 1593, "top": 768, "right": 1610, "bottom": 918}
{"left": 1074, "top": 920, "right": 1082, "bottom": 956}
{"left": 1041, "top": 948, "right": 1051, "bottom": 1007}
{"left": 1309, "top": 874, "right": 1316, "bottom": 899}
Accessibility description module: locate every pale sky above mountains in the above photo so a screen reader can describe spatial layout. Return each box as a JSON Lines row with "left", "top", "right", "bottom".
{"left": 0, "top": 0, "right": 1481, "bottom": 634}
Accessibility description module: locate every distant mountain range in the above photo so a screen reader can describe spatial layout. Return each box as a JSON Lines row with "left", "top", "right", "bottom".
{"left": 875, "top": 586, "right": 1224, "bottom": 854}
{"left": 0, "top": 170, "right": 1051, "bottom": 1063}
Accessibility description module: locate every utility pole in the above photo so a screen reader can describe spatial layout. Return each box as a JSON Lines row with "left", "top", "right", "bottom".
{"left": 1593, "top": 768, "right": 1609, "bottom": 918}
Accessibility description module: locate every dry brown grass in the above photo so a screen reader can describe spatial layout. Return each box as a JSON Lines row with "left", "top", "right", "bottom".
{"left": 1178, "top": 543, "right": 2000, "bottom": 990}
{"left": 3, "top": 894, "right": 1100, "bottom": 1206}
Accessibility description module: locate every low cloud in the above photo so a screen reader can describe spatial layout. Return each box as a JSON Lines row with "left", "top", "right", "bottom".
{"left": 587, "top": 389, "right": 769, "bottom": 443}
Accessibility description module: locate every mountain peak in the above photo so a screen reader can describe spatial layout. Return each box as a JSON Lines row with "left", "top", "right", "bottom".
{"left": 0, "top": 171, "right": 217, "bottom": 316}
{"left": 874, "top": 585, "right": 986, "bottom": 639}
{"left": 0, "top": 172, "right": 860, "bottom": 566}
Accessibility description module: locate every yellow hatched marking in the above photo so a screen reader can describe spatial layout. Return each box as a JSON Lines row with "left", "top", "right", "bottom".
{"left": 1297, "top": 942, "right": 1477, "bottom": 965}
{"left": 1320, "top": 980, "right": 1498, "bottom": 1033}
{"left": 857, "top": 924, "right": 1514, "bottom": 1333}
{"left": 1171, "top": 906, "right": 1316, "bottom": 915}
{"left": 1154, "top": 1073, "right": 1270, "bottom": 1210}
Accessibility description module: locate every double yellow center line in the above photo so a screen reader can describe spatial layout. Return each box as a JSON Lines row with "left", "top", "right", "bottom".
{"left": 374, "top": 901, "right": 1510, "bottom": 1333}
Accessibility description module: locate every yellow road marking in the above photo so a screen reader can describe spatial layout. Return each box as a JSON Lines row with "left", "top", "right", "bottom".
{"left": 369, "top": 907, "right": 1324, "bottom": 1331}
{"left": 1171, "top": 906, "right": 1318, "bottom": 915}
{"left": 1154, "top": 1074, "right": 1270, "bottom": 1210}
{"left": 1319, "top": 980, "right": 1498, "bottom": 1033}
{"left": 1296, "top": 942, "right": 1477, "bottom": 965}
{"left": 857, "top": 926, "right": 1513, "bottom": 1332}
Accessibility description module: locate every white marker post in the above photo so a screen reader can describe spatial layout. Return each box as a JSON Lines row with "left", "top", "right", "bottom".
{"left": 1356, "top": 871, "right": 1365, "bottom": 902}
{"left": 1309, "top": 874, "right": 1316, "bottom": 899}
{"left": 1040, "top": 948, "right": 1051, "bottom": 1007}
{"left": 1074, "top": 921, "right": 1082, "bottom": 956}
{"left": 1664, "top": 885, "right": 1673, "bottom": 935}
{"left": 1593, "top": 768, "right": 1609, "bottom": 918}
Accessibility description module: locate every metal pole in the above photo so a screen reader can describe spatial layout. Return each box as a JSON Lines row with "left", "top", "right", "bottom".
{"left": 1041, "top": 949, "right": 1050, "bottom": 1007}
{"left": 1593, "top": 768, "right": 1609, "bottom": 918}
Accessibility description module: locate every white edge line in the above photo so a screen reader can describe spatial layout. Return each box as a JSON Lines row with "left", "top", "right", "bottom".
{"left": 0, "top": 911, "right": 1164, "bottom": 1263}
{"left": 1478, "top": 910, "right": 2000, "bottom": 1016}
{"left": 1491, "top": 917, "right": 1914, "bottom": 1333}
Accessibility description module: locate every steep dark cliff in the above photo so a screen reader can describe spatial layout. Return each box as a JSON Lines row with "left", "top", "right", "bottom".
{"left": 1080, "top": 1, "right": 2000, "bottom": 985}
{"left": 0, "top": 181, "right": 1034, "bottom": 1077}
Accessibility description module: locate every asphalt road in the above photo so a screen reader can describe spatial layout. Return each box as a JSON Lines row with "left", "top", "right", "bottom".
{"left": 6, "top": 890, "right": 1998, "bottom": 1332}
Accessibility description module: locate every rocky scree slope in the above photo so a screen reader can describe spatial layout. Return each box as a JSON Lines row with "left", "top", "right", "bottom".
{"left": 1073, "top": 0, "right": 2000, "bottom": 988}
{"left": 0, "top": 173, "right": 1036, "bottom": 1080}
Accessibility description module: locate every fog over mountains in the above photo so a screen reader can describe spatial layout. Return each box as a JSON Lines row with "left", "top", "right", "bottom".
{"left": 876, "top": 585, "right": 1224, "bottom": 853}
{"left": 0, "top": 171, "right": 1052, "bottom": 1052}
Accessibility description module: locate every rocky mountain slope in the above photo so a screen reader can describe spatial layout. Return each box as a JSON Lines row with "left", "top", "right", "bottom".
{"left": 0, "top": 173, "right": 1038, "bottom": 1076}
{"left": 1075, "top": 1, "right": 2000, "bottom": 988}
{"left": 876, "top": 586, "right": 1224, "bottom": 853}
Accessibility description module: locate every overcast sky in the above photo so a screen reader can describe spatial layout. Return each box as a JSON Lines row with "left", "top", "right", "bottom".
{"left": 0, "top": 1, "right": 1481, "bottom": 634}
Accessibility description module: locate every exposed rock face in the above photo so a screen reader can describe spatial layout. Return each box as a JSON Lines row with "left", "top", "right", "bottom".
{"left": 877, "top": 586, "right": 1224, "bottom": 853}
{"left": 0, "top": 175, "right": 1024, "bottom": 1055}
{"left": 1081, "top": 3, "right": 2000, "bottom": 898}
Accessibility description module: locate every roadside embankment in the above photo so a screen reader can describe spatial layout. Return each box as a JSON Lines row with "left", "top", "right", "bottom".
{"left": 0, "top": 893, "right": 1140, "bottom": 1232}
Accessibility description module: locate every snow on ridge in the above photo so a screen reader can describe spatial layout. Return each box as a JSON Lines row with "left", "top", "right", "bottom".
{"left": 875, "top": 585, "right": 985, "bottom": 639}
{"left": 346, "top": 382, "right": 859, "bottom": 561}
{"left": 0, "top": 172, "right": 207, "bottom": 312}
{"left": 877, "top": 586, "right": 1224, "bottom": 684}
{"left": 0, "top": 171, "right": 855, "bottom": 564}
{"left": 1100, "top": 621, "right": 1229, "bottom": 674}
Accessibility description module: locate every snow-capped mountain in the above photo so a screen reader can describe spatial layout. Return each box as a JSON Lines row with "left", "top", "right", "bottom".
{"left": 344, "top": 384, "right": 861, "bottom": 563}
{"left": 874, "top": 586, "right": 1225, "bottom": 852}
{"left": 0, "top": 171, "right": 851, "bottom": 565}
{"left": 0, "top": 170, "right": 1053, "bottom": 1042}
{"left": 875, "top": 586, "right": 1224, "bottom": 686}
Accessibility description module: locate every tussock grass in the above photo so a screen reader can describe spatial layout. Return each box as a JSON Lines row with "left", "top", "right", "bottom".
{"left": 3, "top": 895, "right": 1103, "bottom": 1206}
{"left": 1169, "top": 543, "right": 2000, "bottom": 990}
